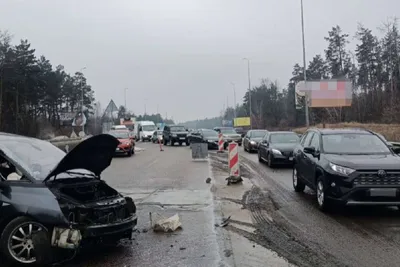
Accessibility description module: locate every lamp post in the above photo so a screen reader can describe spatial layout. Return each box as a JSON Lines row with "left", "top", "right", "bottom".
{"left": 300, "top": 0, "right": 309, "bottom": 126}
{"left": 242, "top": 58, "right": 252, "bottom": 129}
{"left": 231, "top": 82, "right": 237, "bottom": 119}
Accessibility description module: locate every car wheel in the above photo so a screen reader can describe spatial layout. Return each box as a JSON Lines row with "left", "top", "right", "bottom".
{"left": 186, "top": 141, "right": 190, "bottom": 146}
{"left": 1, "top": 216, "right": 48, "bottom": 265}
{"left": 178, "top": 142, "right": 182, "bottom": 146}
{"left": 316, "top": 177, "right": 330, "bottom": 212}
{"left": 267, "top": 153, "right": 274, "bottom": 168}
{"left": 238, "top": 143, "right": 242, "bottom": 147}
{"left": 293, "top": 165, "right": 305, "bottom": 192}
{"left": 163, "top": 139, "right": 167, "bottom": 145}
{"left": 132, "top": 147, "right": 135, "bottom": 154}
{"left": 258, "top": 151, "right": 263, "bottom": 162}
{"left": 170, "top": 140, "right": 174, "bottom": 146}
{"left": 127, "top": 149, "right": 132, "bottom": 157}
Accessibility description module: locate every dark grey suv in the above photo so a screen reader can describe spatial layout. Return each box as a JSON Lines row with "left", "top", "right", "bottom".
{"left": 163, "top": 125, "right": 189, "bottom": 146}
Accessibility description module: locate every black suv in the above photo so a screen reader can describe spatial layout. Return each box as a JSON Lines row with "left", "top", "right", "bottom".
{"left": 163, "top": 125, "right": 189, "bottom": 146}
{"left": 293, "top": 128, "right": 400, "bottom": 211}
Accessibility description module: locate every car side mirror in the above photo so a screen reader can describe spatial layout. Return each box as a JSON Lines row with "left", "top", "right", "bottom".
{"left": 304, "top": 146, "right": 316, "bottom": 155}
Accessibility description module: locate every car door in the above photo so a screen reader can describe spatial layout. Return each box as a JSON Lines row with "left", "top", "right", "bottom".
{"left": 259, "top": 133, "right": 270, "bottom": 159}
{"left": 295, "top": 131, "right": 314, "bottom": 184}
{"left": 303, "top": 132, "right": 320, "bottom": 184}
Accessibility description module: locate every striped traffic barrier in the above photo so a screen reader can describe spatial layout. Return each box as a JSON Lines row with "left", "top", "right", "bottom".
{"left": 217, "top": 133, "right": 224, "bottom": 153}
{"left": 228, "top": 142, "right": 240, "bottom": 177}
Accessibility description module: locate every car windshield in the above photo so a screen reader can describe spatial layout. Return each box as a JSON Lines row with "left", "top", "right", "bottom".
{"left": 252, "top": 131, "right": 267, "bottom": 138}
{"left": 322, "top": 134, "right": 391, "bottom": 155}
{"left": 220, "top": 128, "right": 236, "bottom": 134}
{"left": 142, "top": 125, "right": 156, "bottom": 131}
{"left": 109, "top": 131, "right": 130, "bottom": 139}
{"left": 171, "top": 126, "right": 185, "bottom": 132}
{"left": 202, "top": 130, "right": 218, "bottom": 137}
{"left": 270, "top": 133, "right": 299, "bottom": 143}
{"left": 1, "top": 138, "right": 66, "bottom": 180}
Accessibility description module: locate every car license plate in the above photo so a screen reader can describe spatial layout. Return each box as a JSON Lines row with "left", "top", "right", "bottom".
{"left": 370, "top": 188, "right": 397, "bottom": 197}
{"left": 179, "top": 137, "right": 185, "bottom": 140}
{"left": 289, "top": 157, "right": 293, "bottom": 161}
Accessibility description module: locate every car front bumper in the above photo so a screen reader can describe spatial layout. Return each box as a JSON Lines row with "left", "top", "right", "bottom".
{"left": 115, "top": 146, "right": 132, "bottom": 154}
{"left": 270, "top": 152, "right": 293, "bottom": 164}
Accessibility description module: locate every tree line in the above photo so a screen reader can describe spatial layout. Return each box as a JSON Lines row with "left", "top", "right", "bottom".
{"left": 0, "top": 31, "right": 95, "bottom": 137}
{"left": 187, "top": 18, "right": 400, "bottom": 129}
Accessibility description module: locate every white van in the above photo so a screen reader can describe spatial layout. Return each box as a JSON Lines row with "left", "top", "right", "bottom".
{"left": 135, "top": 121, "right": 156, "bottom": 141}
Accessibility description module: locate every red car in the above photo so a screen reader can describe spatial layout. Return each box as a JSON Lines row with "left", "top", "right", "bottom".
{"left": 109, "top": 130, "right": 135, "bottom": 156}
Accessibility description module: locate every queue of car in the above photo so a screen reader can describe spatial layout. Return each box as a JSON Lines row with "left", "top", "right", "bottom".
{"left": 242, "top": 127, "right": 400, "bottom": 213}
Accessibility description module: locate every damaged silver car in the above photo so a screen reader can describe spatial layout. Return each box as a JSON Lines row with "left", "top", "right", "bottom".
{"left": 0, "top": 133, "right": 137, "bottom": 265}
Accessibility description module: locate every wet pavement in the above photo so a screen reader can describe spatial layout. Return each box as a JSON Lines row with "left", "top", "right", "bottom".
{"left": 6, "top": 142, "right": 400, "bottom": 266}
{"left": 239, "top": 148, "right": 400, "bottom": 267}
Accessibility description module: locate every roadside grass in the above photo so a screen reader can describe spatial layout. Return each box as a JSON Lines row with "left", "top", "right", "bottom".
{"left": 293, "top": 122, "right": 400, "bottom": 142}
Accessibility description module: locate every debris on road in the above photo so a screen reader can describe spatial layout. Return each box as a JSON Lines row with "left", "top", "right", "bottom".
{"left": 206, "top": 177, "right": 212, "bottom": 183}
{"left": 215, "top": 215, "right": 231, "bottom": 227}
{"left": 226, "top": 175, "right": 243, "bottom": 185}
{"left": 152, "top": 213, "right": 183, "bottom": 233}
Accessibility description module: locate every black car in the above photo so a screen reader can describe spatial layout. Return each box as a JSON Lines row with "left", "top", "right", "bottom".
{"left": 187, "top": 129, "right": 200, "bottom": 145}
{"left": 292, "top": 128, "right": 400, "bottom": 211}
{"left": 258, "top": 131, "right": 300, "bottom": 167}
{"left": 163, "top": 125, "right": 189, "bottom": 146}
{"left": 243, "top": 130, "right": 268, "bottom": 152}
{"left": 189, "top": 129, "right": 220, "bottom": 149}
{"left": 0, "top": 133, "right": 137, "bottom": 265}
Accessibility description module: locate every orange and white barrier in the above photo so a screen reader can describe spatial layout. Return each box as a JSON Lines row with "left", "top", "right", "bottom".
{"left": 228, "top": 142, "right": 240, "bottom": 177}
{"left": 218, "top": 133, "right": 224, "bottom": 152}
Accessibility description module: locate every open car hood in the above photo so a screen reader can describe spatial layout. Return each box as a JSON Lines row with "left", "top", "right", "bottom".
{"left": 43, "top": 134, "right": 120, "bottom": 182}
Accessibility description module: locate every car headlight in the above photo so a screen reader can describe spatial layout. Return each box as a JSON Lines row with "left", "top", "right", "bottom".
{"left": 125, "top": 142, "right": 131, "bottom": 145}
{"left": 250, "top": 141, "right": 256, "bottom": 144}
{"left": 272, "top": 149, "right": 282, "bottom": 155}
{"left": 329, "top": 163, "right": 355, "bottom": 176}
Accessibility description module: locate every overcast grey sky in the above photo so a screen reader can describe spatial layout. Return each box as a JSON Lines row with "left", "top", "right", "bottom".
{"left": 0, "top": 0, "right": 398, "bottom": 122}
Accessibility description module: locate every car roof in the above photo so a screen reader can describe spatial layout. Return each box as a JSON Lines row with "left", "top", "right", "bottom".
{"left": 248, "top": 129, "right": 268, "bottom": 132}
{"left": 308, "top": 128, "right": 372, "bottom": 135}
{"left": 0, "top": 132, "right": 36, "bottom": 142}
{"left": 268, "top": 131, "right": 296, "bottom": 134}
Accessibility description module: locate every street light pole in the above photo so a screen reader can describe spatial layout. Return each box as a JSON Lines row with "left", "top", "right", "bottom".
{"left": 124, "top": 88, "right": 128, "bottom": 111}
{"left": 231, "top": 82, "right": 237, "bottom": 119}
{"left": 243, "top": 58, "right": 252, "bottom": 129}
{"left": 80, "top": 67, "right": 86, "bottom": 134}
{"left": 300, "top": 0, "right": 310, "bottom": 126}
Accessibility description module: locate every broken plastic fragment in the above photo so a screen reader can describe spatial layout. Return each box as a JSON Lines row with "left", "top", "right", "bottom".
{"left": 153, "top": 214, "right": 182, "bottom": 233}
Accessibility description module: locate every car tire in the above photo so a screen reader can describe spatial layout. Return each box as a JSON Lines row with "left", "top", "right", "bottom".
{"left": 238, "top": 143, "right": 242, "bottom": 147}
{"left": 127, "top": 149, "right": 132, "bottom": 157}
{"left": 1, "top": 216, "right": 49, "bottom": 266}
{"left": 163, "top": 139, "right": 167, "bottom": 145}
{"left": 170, "top": 139, "right": 174, "bottom": 146}
{"left": 186, "top": 141, "right": 190, "bottom": 146}
{"left": 178, "top": 142, "right": 182, "bottom": 146}
{"left": 293, "top": 165, "right": 305, "bottom": 192}
{"left": 316, "top": 177, "right": 330, "bottom": 212}
{"left": 267, "top": 153, "right": 274, "bottom": 168}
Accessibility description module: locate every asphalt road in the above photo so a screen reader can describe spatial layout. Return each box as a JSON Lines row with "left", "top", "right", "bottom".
{"left": 65, "top": 142, "right": 223, "bottom": 267}
{"left": 16, "top": 140, "right": 400, "bottom": 267}
{"left": 239, "top": 147, "right": 400, "bottom": 267}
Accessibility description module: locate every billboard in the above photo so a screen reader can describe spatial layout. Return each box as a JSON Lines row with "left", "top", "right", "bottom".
{"left": 295, "top": 80, "right": 352, "bottom": 107}
{"left": 234, "top": 117, "right": 251, "bottom": 127}
{"left": 222, "top": 120, "right": 233, "bottom": 127}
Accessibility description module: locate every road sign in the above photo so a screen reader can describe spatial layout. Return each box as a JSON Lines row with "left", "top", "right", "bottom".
{"left": 234, "top": 117, "right": 251, "bottom": 127}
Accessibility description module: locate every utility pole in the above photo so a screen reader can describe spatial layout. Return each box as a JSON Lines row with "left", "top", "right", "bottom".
{"left": 231, "top": 82, "right": 237, "bottom": 119}
{"left": 124, "top": 88, "right": 128, "bottom": 111}
{"left": 243, "top": 58, "right": 252, "bottom": 129}
{"left": 300, "top": 0, "right": 310, "bottom": 126}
